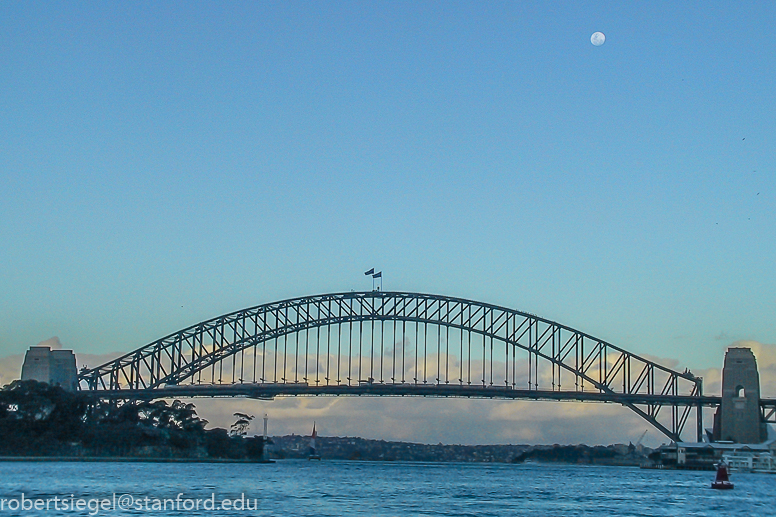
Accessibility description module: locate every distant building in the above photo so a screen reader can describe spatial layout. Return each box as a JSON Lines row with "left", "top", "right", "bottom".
{"left": 723, "top": 447, "right": 776, "bottom": 473}
{"left": 20, "top": 346, "right": 78, "bottom": 391}
{"left": 652, "top": 435, "right": 776, "bottom": 471}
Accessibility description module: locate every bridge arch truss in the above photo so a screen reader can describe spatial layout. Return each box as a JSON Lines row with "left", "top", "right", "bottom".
{"left": 79, "top": 291, "right": 705, "bottom": 441}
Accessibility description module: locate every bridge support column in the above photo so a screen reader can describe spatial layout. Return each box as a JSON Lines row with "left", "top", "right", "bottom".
{"left": 21, "top": 346, "right": 78, "bottom": 391}
{"left": 713, "top": 347, "right": 768, "bottom": 444}
{"left": 697, "top": 395, "right": 704, "bottom": 443}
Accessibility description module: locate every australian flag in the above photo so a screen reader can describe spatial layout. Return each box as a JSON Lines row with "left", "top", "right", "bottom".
{"left": 364, "top": 268, "right": 375, "bottom": 276}
{"left": 373, "top": 271, "right": 382, "bottom": 278}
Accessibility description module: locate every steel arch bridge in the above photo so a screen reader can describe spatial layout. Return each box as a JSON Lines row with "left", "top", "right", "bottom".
{"left": 79, "top": 291, "right": 709, "bottom": 441}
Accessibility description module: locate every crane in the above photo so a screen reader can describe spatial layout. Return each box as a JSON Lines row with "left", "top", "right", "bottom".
{"left": 635, "top": 430, "right": 648, "bottom": 447}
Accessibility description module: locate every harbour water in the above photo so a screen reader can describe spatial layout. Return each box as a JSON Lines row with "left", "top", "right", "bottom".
{"left": 0, "top": 460, "right": 771, "bottom": 516}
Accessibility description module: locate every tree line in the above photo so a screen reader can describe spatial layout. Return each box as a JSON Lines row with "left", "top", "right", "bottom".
{"left": 0, "top": 380, "right": 266, "bottom": 460}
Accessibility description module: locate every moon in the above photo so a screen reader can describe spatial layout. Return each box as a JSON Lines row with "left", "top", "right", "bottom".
{"left": 591, "top": 32, "right": 606, "bottom": 46}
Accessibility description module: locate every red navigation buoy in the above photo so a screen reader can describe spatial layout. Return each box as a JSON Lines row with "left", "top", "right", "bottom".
{"left": 711, "top": 461, "right": 734, "bottom": 490}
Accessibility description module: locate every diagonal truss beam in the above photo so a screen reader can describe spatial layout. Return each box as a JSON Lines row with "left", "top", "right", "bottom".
{"left": 79, "top": 291, "right": 705, "bottom": 441}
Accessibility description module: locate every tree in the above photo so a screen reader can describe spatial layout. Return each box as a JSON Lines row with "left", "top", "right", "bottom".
{"left": 229, "top": 412, "right": 254, "bottom": 437}
{"left": 0, "top": 380, "right": 88, "bottom": 455}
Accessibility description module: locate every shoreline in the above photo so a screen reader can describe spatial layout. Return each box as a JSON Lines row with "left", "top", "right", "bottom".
{"left": 0, "top": 456, "right": 274, "bottom": 463}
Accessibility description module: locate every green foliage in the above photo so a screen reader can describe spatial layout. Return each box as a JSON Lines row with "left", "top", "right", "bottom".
{"left": 0, "top": 381, "right": 262, "bottom": 460}
{"left": 0, "top": 380, "right": 88, "bottom": 455}
{"left": 511, "top": 444, "right": 618, "bottom": 464}
{"left": 229, "top": 412, "right": 254, "bottom": 437}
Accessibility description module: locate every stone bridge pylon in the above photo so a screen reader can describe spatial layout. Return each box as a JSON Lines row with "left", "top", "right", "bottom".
{"left": 713, "top": 347, "right": 769, "bottom": 443}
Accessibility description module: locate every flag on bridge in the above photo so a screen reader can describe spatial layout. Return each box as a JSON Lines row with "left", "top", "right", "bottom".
{"left": 373, "top": 271, "right": 382, "bottom": 278}
{"left": 364, "top": 268, "right": 375, "bottom": 276}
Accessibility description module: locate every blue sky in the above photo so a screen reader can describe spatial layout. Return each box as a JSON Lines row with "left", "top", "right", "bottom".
{"left": 2, "top": 0, "right": 775, "bottom": 381}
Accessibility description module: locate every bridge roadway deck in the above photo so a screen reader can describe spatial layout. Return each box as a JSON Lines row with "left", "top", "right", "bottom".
{"left": 82, "top": 382, "right": 732, "bottom": 406}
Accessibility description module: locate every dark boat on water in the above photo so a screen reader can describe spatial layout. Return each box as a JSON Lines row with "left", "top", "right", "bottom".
{"left": 711, "top": 461, "right": 734, "bottom": 490}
